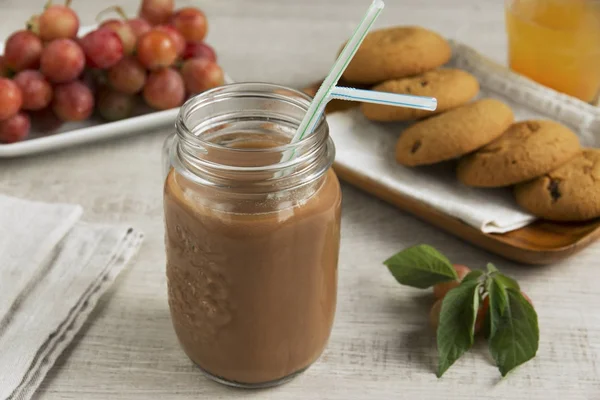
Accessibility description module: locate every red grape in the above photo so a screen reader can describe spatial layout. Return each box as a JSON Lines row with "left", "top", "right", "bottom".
{"left": 4, "top": 31, "right": 43, "bottom": 72}
{"left": 0, "top": 56, "right": 9, "bottom": 77}
{"left": 433, "top": 265, "right": 471, "bottom": 299}
{"left": 0, "top": 112, "right": 30, "bottom": 143}
{"left": 97, "top": 88, "right": 135, "bottom": 121}
{"left": 182, "top": 41, "right": 216, "bottom": 62}
{"left": 52, "top": 81, "right": 94, "bottom": 121}
{"left": 170, "top": 8, "right": 207, "bottom": 42}
{"left": 136, "top": 30, "right": 178, "bottom": 70}
{"left": 30, "top": 107, "right": 63, "bottom": 132}
{"left": 429, "top": 298, "right": 442, "bottom": 330}
{"left": 155, "top": 25, "right": 185, "bottom": 57}
{"left": 0, "top": 78, "right": 23, "bottom": 121}
{"left": 98, "top": 19, "right": 119, "bottom": 29}
{"left": 128, "top": 18, "right": 151, "bottom": 38}
{"left": 38, "top": 4, "right": 79, "bottom": 41}
{"left": 40, "top": 39, "right": 85, "bottom": 83}
{"left": 108, "top": 56, "right": 146, "bottom": 94}
{"left": 181, "top": 58, "right": 224, "bottom": 95}
{"left": 143, "top": 68, "right": 184, "bottom": 110}
{"left": 139, "top": 0, "right": 174, "bottom": 25}
{"left": 80, "top": 69, "right": 101, "bottom": 94}
{"left": 14, "top": 70, "right": 53, "bottom": 111}
{"left": 80, "top": 28, "right": 124, "bottom": 69}
{"left": 100, "top": 19, "right": 136, "bottom": 56}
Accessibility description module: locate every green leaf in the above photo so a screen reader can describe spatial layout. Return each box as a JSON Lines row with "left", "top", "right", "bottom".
{"left": 436, "top": 279, "right": 481, "bottom": 377}
{"left": 481, "top": 302, "right": 492, "bottom": 339}
{"left": 462, "top": 270, "right": 485, "bottom": 283}
{"left": 486, "top": 263, "right": 498, "bottom": 273}
{"left": 493, "top": 273, "right": 521, "bottom": 291}
{"left": 486, "top": 263, "right": 520, "bottom": 291}
{"left": 489, "top": 288, "right": 539, "bottom": 377}
{"left": 383, "top": 244, "right": 458, "bottom": 289}
{"left": 486, "top": 271, "right": 521, "bottom": 338}
{"left": 486, "top": 276, "right": 508, "bottom": 337}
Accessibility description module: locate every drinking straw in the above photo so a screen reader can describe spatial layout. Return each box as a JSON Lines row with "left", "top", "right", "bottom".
{"left": 279, "top": 0, "right": 385, "bottom": 163}
{"left": 330, "top": 86, "right": 437, "bottom": 111}
{"left": 278, "top": 0, "right": 439, "bottom": 175}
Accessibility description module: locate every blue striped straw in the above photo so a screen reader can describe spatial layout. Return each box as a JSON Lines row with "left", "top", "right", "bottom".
{"left": 330, "top": 86, "right": 437, "bottom": 111}
{"left": 279, "top": 0, "right": 385, "bottom": 165}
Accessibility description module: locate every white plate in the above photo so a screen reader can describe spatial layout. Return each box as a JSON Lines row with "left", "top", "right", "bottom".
{"left": 0, "top": 25, "right": 232, "bottom": 158}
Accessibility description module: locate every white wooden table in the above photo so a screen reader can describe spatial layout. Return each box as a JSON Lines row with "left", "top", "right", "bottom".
{"left": 0, "top": 1, "right": 599, "bottom": 399}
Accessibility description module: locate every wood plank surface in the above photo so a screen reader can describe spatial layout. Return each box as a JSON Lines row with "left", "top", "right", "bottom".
{"left": 0, "top": 1, "right": 599, "bottom": 399}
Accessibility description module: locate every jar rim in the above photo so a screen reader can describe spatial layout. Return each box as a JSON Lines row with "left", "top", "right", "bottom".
{"left": 176, "top": 82, "right": 327, "bottom": 155}
{"left": 170, "top": 82, "right": 335, "bottom": 191}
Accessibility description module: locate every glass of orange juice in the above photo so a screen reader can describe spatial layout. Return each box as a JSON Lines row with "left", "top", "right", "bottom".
{"left": 505, "top": 0, "right": 600, "bottom": 103}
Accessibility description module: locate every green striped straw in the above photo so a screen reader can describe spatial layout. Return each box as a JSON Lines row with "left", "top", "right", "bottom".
{"left": 279, "top": 0, "right": 385, "bottom": 164}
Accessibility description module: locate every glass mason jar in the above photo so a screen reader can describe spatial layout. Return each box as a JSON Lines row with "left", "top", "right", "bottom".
{"left": 162, "top": 83, "right": 342, "bottom": 388}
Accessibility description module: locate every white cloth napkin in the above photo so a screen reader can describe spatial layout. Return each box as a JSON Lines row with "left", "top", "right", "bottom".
{"left": 0, "top": 194, "right": 143, "bottom": 400}
{"left": 328, "top": 41, "right": 600, "bottom": 234}
{"left": 328, "top": 109, "right": 536, "bottom": 233}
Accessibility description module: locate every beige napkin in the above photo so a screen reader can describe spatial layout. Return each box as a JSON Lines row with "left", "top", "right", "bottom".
{"left": 328, "top": 109, "right": 536, "bottom": 233}
{"left": 0, "top": 194, "right": 143, "bottom": 400}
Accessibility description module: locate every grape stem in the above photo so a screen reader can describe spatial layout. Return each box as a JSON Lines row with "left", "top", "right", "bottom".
{"left": 96, "top": 5, "right": 129, "bottom": 23}
{"left": 65, "top": 0, "right": 72, "bottom": 7}
{"left": 26, "top": 15, "right": 40, "bottom": 34}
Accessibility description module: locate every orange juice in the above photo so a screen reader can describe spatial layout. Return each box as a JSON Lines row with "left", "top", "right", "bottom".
{"left": 505, "top": 0, "right": 600, "bottom": 103}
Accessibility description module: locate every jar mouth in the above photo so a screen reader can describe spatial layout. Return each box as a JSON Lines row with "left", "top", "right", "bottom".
{"left": 171, "top": 82, "right": 335, "bottom": 191}
{"left": 176, "top": 82, "right": 327, "bottom": 158}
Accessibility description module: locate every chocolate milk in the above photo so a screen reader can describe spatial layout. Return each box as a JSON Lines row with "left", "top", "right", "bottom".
{"left": 164, "top": 167, "right": 341, "bottom": 385}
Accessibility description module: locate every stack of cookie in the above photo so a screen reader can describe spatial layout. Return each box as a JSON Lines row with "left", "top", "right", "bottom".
{"left": 343, "top": 26, "right": 600, "bottom": 223}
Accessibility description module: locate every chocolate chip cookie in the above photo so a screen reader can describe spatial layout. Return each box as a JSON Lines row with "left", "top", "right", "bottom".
{"left": 361, "top": 69, "right": 480, "bottom": 122}
{"left": 342, "top": 26, "right": 452, "bottom": 85}
{"left": 514, "top": 149, "right": 600, "bottom": 221}
{"left": 395, "top": 99, "right": 514, "bottom": 167}
{"left": 457, "top": 120, "right": 581, "bottom": 187}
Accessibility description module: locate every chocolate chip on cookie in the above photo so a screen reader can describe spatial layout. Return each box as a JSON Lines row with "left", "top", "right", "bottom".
{"left": 514, "top": 149, "right": 600, "bottom": 221}
{"left": 395, "top": 99, "right": 514, "bottom": 167}
{"left": 361, "top": 69, "right": 480, "bottom": 122}
{"left": 342, "top": 26, "right": 452, "bottom": 85}
{"left": 457, "top": 120, "right": 581, "bottom": 187}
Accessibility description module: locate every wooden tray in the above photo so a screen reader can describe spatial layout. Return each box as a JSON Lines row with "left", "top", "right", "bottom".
{"left": 303, "top": 83, "right": 600, "bottom": 265}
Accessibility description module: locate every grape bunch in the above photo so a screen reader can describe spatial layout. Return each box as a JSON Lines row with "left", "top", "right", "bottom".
{"left": 0, "top": 0, "right": 224, "bottom": 144}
